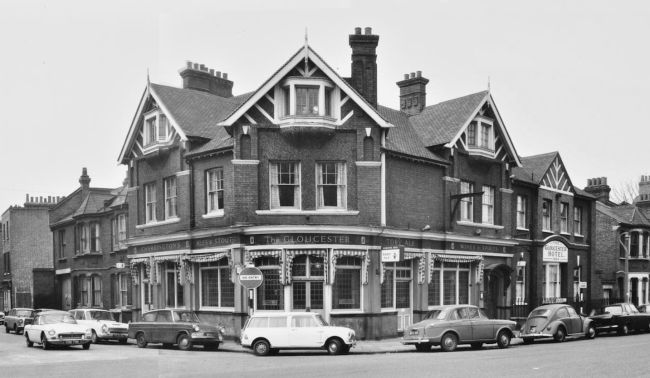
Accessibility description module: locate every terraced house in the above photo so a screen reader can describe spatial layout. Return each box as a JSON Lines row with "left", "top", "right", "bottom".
{"left": 118, "top": 27, "right": 593, "bottom": 339}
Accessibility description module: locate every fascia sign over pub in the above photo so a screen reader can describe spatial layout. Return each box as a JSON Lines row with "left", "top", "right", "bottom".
{"left": 118, "top": 27, "right": 588, "bottom": 339}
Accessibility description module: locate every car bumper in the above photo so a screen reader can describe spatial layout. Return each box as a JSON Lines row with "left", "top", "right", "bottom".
{"left": 48, "top": 339, "right": 91, "bottom": 346}
{"left": 520, "top": 332, "right": 553, "bottom": 339}
{"left": 98, "top": 332, "right": 129, "bottom": 340}
{"left": 401, "top": 337, "right": 439, "bottom": 345}
{"left": 189, "top": 332, "right": 223, "bottom": 344}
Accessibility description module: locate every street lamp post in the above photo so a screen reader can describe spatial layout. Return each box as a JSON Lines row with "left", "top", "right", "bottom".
{"left": 618, "top": 232, "right": 630, "bottom": 303}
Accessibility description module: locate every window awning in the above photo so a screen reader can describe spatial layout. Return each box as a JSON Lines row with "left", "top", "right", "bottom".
{"left": 285, "top": 249, "right": 328, "bottom": 284}
{"left": 433, "top": 254, "right": 483, "bottom": 264}
{"left": 185, "top": 252, "right": 228, "bottom": 263}
{"left": 331, "top": 249, "right": 369, "bottom": 285}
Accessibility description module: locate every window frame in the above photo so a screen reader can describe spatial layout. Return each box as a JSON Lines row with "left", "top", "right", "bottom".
{"left": 144, "top": 182, "right": 157, "bottom": 224}
{"left": 332, "top": 256, "right": 362, "bottom": 311}
{"left": 381, "top": 261, "right": 412, "bottom": 310}
{"left": 516, "top": 195, "right": 528, "bottom": 230}
{"left": 163, "top": 176, "right": 178, "bottom": 220}
{"left": 427, "top": 262, "right": 471, "bottom": 307}
{"left": 269, "top": 162, "right": 301, "bottom": 210}
{"left": 542, "top": 200, "right": 552, "bottom": 232}
{"left": 165, "top": 263, "right": 184, "bottom": 309}
{"left": 199, "top": 260, "right": 235, "bottom": 310}
{"left": 573, "top": 206, "right": 583, "bottom": 236}
{"left": 57, "top": 230, "right": 66, "bottom": 259}
{"left": 459, "top": 181, "right": 474, "bottom": 222}
{"left": 89, "top": 222, "right": 100, "bottom": 253}
{"left": 560, "top": 202, "right": 569, "bottom": 234}
{"left": 206, "top": 168, "right": 225, "bottom": 215}
{"left": 481, "top": 185, "right": 495, "bottom": 225}
{"left": 542, "top": 263, "right": 561, "bottom": 300}
{"left": 316, "top": 162, "right": 347, "bottom": 210}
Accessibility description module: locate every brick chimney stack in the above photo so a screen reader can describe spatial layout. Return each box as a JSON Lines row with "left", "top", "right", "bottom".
{"left": 584, "top": 177, "right": 611, "bottom": 203}
{"left": 79, "top": 167, "right": 91, "bottom": 197}
{"left": 397, "top": 71, "right": 429, "bottom": 115}
{"left": 349, "top": 27, "right": 379, "bottom": 108}
{"left": 179, "top": 61, "right": 233, "bottom": 98}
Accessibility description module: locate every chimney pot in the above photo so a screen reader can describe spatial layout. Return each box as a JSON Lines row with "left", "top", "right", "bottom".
{"left": 209, "top": 69, "right": 214, "bottom": 75}
{"left": 186, "top": 61, "right": 192, "bottom": 69}
{"left": 587, "top": 179, "right": 592, "bottom": 186}
{"left": 410, "top": 72, "right": 415, "bottom": 79}
{"left": 416, "top": 70, "right": 422, "bottom": 78}
{"left": 403, "top": 74, "right": 409, "bottom": 80}
{"left": 354, "top": 27, "right": 361, "bottom": 35}
{"left": 364, "top": 27, "right": 372, "bottom": 35}
{"left": 193, "top": 63, "right": 199, "bottom": 70}
{"left": 25, "top": 194, "right": 29, "bottom": 202}
{"left": 223, "top": 73, "right": 228, "bottom": 80}
{"left": 216, "top": 71, "right": 221, "bottom": 78}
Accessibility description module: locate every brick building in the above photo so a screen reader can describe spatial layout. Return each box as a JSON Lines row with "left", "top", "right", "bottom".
{"left": 50, "top": 168, "right": 132, "bottom": 321}
{"left": 0, "top": 195, "right": 61, "bottom": 311}
{"left": 511, "top": 153, "right": 595, "bottom": 317}
{"left": 116, "top": 27, "right": 553, "bottom": 339}
{"left": 586, "top": 177, "right": 650, "bottom": 307}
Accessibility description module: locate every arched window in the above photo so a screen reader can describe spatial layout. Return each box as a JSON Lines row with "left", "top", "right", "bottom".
{"left": 240, "top": 134, "right": 251, "bottom": 160}
{"left": 363, "top": 137, "right": 374, "bottom": 161}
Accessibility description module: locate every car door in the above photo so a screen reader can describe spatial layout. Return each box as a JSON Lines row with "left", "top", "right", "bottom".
{"left": 266, "top": 316, "right": 289, "bottom": 347}
{"left": 155, "top": 310, "right": 175, "bottom": 343}
{"left": 469, "top": 307, "right": 494, "bottom": 341}
{"left": 565, "top": 306, "right": 582, "bottom": 334}
{"left": 451, "top": 307, "right": 472, "bottom": 342}
{"left": 289, "top": 314, "right": 323, "bottom": 347}
{"left": 27, "top": 315, "right": 40, "bottom": 342}
{"left": 140, "top": 311, "right": 157, "bottom": 341}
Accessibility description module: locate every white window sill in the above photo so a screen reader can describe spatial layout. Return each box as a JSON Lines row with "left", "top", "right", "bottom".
{"left": 381, "top": 308, "right": 397, "bottom": 313}
{"left": 456, "top": 221, "right": 504, "bottom": 230}
{"left": 136, "top": 217, "right": 180, "bottom": 230}
{"left": 574, "top": 233, "right": 585, "bottom": 237}
{"left": 516, "top": 227, "right": 529, "bottom": 231}
{"left": 256, "top": 210, "right": 359, "bottom": 216}
{"left": 330, "top": 309, "right": 363, "bottom": 315}
{"left": 542, "top": 229, "right": 553, "bottom": 233}
{"left": 202, "top": 211, "right": 225, "bottom": 219}
{"left": 560, "top": 232, "right": 571, "bottom": 236}
{"left": 199, "top": 307, "right": 236, "bottom": 312}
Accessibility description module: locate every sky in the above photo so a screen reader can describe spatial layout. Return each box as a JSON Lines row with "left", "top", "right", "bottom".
{"left": 1, "top": 0, "right": 648, "bottom": 212}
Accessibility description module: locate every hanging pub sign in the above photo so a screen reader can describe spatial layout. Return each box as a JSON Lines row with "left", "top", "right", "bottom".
{"left": 543, "top": 241, "right": 569, "bottom": 262}
{"left": 381, "top": 246, "right": 404, "bottom": 263}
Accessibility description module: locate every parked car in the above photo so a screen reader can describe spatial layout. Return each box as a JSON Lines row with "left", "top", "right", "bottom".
{"left": 589, "top": 303, "right": 650, "bottom": 335}
{"left": 520, "top": 304, "right": 596, "bottom": 343}
{"left": 401, "top": 305, "right": 516, "bottom": 352}
{"left": 5, "top": 308, "right": 35, "bottom": 334}
{"left": 0, "top": 311, "right": 4, "bottom": 325}
{"left": 70, "top": 308, "right": 129, "bottom": 343}
{"left": 240, "top": 311, "right": 356, "bottom": 356}
{"left": 637, "top": 304, "right": 649, "bottom": 313}
{"left": 24, "top": 310, "right": 92, "bottom": 350}
{"left": 128, "top": 309, "right": 224, "bottom": 351}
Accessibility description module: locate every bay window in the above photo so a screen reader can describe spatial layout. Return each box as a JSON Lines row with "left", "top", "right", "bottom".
{"left": 144, "top": 112, "right": 171, "bottom": 146}
{"left": 466, "top": 116, "right": 494, "bottom": 152}
{"left": 316, "top": 162, "right": 346, "bottom": 209}
{"left": 296, "top": 86, "right": 319, "bottom": 115}
{"left": 270, "top": 162, "right": 300, "bottom": 209}
{"left": 279, "top": 78, "right": 334, "bottom": 119}
{"left": 89, "top": 222, "right": 100, "bottom": 253}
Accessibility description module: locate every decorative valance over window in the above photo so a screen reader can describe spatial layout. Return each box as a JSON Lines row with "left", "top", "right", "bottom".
{"left": 285, "top": 249, "right": 328, "bottom": 284}
{"left": 331, "top": 249, "right": 369, "bottom": 285}
{"left": 245, "top": 249, "right": 283, "bottom": 281}
{"left": 183, "top": 251, "right": 232, "bottom": 283}
{"left": 380, "top": 251, "right": 427, "bottom": 285}
{"left": 428, "top": 253, "right": 483, "bottom": 284}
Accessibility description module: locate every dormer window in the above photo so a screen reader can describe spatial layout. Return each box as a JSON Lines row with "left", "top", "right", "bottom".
{"left": 144, "top": 112, "right": 171, "bottom": 146}
{"left": 466, "top": 116, "right": 494, "bottom": 154}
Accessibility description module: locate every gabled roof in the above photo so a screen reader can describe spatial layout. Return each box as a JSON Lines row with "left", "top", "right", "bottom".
{"left": 378, "top": 106, "right": 448, "bottom": 164}
{"left": 118, "top": 83, "right": 251, "bottom": 164}
{"left": 218, "top": 45, "right": 393, "bottom": 129}
{"left": 597, "top": 202, "right": 650, "bottom": 227}
{"left": 408, "top": 91, "right": 521, "bottom": 166}
{"left": 513, "top": 152, "right": 558, "bottom": 184}
{"left": 72, "top": 189, "right": 114, "bottom": 218}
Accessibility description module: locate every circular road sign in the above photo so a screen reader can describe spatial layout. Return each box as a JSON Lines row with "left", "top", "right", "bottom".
{"left": 238, "top": 267, "right": 264, "bottom": 289}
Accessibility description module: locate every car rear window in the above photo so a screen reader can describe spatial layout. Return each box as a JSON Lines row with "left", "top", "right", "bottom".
{"left": 530, "top": 309, "right": 550, "bottom": 317}
{"left": 248, "top": 317, "right": 269, "bottom": 328}
{"left": 16, "top": 310, "right": 33, "bottom": 317}
{"left": 603, "top": 306, "right": 623, "bottom": 315}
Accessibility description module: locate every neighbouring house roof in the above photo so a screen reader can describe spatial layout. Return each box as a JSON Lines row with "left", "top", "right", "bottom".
{"left": 513, "top": 152, "right": 559, "bottom": 185}
{"left": 598, "top": 202, "right": 650, "bottom": 227}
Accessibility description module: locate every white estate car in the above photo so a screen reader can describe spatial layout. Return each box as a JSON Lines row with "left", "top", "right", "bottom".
{"left": 240, "top": 312, "right": 356, "bottom": 356}
{"left": 70, "top": 309, "right": 129, "bottom": 344}
{"left": 24, "top": 310, "right": 92, "bottom": 350}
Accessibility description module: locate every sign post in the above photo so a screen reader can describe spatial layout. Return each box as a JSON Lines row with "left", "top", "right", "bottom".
{"left": 238, "top": 267, "right": 264, "bottom": 316}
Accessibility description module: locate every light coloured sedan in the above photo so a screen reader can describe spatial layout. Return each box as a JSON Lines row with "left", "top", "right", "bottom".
{"left": 24, "top": 311, "right": 92, "bottom": 350}
{"left": 402, "top": 305, "right": 516, "bottom": 352}
{"left": 70, "top": 309, "right": 129, "bottom": 343}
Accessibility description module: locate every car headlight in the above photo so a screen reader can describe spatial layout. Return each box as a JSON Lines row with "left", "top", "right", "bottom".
{"left": 218, "top": 326, "right": 226, "bottom": 334}
{"left": 101, "top": 324, "right": 108, "bottom": 333}
{"left": 18, "top": 319, "right": 23, "bottom": 325}
{"left": 193, "top": 324, "right": 200, "bottom": 332}
{"left": 47, "top": 329, "right": 56, "bottom": 336}
{"left": 85, "top": 329, "right": 93, "bottom": 337}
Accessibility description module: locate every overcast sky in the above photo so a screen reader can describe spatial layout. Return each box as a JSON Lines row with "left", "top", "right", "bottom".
{"left": 1, "top": 0, "right": 648, "bottom": 212}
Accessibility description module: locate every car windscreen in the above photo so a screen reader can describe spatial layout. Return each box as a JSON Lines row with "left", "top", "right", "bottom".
{"left": 41, "top": 314, "right": 77, "bottom": 325}
{"left": 603, "top": 306, "right": 623, "bottom": 315}
{"left": 16, "top": 310, "right": 33, "bottom": 317}
{"left": 315, "top": 314, "right": 328, "bottom": 326}
{"left": 529, "top": 309, "right": 550, "bottom": 318}
{"left": 173, "top": 311, "right": 200, "bottom": 323}
{"left": 88, "top": 311, "right": 115, "bottom": 321}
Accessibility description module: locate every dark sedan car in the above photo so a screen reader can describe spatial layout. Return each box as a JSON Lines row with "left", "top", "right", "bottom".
{"left": 402, "top": 305, "right": 516, "bottom": 352}
{"left": 589, "top": 303, "right": 650, "bottom": 335}
{"left": 520, "top": 304, "right": 596, "bottom": 343}
{"left": 128, "top": 309, "right": 224, "bottom": 351}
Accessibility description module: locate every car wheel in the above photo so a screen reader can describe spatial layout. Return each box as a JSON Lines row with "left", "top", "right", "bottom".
{"left": 440, "top": 332, "right": 458, "bottom": 352}
{"left": 41, "top": 334, "right": 50, "bottom": 350}
{"left": 5, "top": 325, "right": 9, "bottom": 333}
{"left": 253, "top": 339, "right": 270, "bottom": 356}
{"left": 136, "top": 333, "right": 148, "bottom": 348}
{"left": 415, "top": 343, "right": 432, "bottom": 352}
{"left": 618, "top": 324, "right": 629, "bottom": 336}
{"left": 118, "top": 338, "right": 128, "bottom": 345}
{"left": 82, "top": 343, "right": 91, "bottom": 350}
{"left": 496, "top": 331, "right": 511, "bottom": 349}
{"left": 91, "top": 330, "right": 98, "bottom": 344}
{"left": 470, "top": 342, "right": 483, "bottom": 350}
{"left": 177, "top": 334, "right": 192, "bottom": 351}
{"left": 326, "top": 338, "right": 343, "bottom": 355}
{"left": 25, "top": 333, "right": 33, "bottom": 347}
{"left": 553, "top": 327, "right": 566, "bottom": 342}
{"left": 586, "top": 325, "right": 596, "bottom": 339}
{"left": 522, "top": 338, "right": 534, "bottom": 345}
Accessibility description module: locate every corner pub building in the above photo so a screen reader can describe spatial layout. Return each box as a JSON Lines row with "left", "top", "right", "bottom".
{"left": 118, "top": 28, "right": 590, "bottom": 339}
